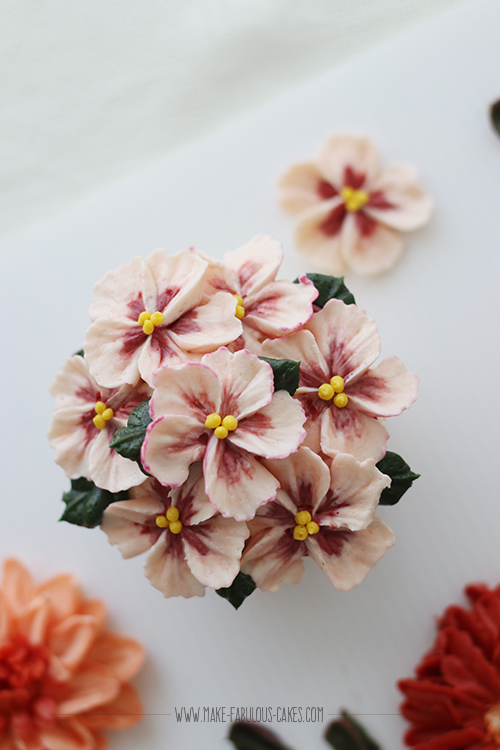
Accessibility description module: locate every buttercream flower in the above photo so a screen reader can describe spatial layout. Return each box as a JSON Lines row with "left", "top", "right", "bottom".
{"left": 280, "top": 133, "right": 432, "bottom": 275}
{"left": 84, "top": 248, "right": 242, "bottom": 387}
{"left": 101, "top": 464, "right": 249, "bottom": 598}
{"left": 262, "top": 298, "right": 418, "bottom": 461}
{"left": 399, "top": 582, "right": 500, "bottom": 749}
{"left": 49, "top": 355, "right": 150, "bottom": 492}
{"left": 241, "top": 447, "right": 393, "bottom": 592}
{"left": 0, "top": 558, "right": 144, "bottom": 750}
{"left": 194, "top": 236, "right": 318, "bottom": 350}
{"left": 141, "top": 347, "right": 307, "bottom": 521}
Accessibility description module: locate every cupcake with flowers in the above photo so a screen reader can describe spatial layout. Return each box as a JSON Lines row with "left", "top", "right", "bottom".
{"left": 49, "top": 235, "right": 420, "bottom": 608}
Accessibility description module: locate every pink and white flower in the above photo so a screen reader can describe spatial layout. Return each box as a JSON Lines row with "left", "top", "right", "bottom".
{"left": 194, "top": 235, "right": 318, "bottom": 350}
{"left": 262, "top": 298, "right": 418, "bottom": 461}
{"left": 48, "top": 355, "right": 151, "bottom": 492}
{"left": 84, "top": 248, "right": 242, "bottom": 387}
{"left": 101, "top": 464, "right": 249, "bottom": 598}
{"left": 280, "top": 134, "right": 432, "bottom": 275}
{"left": 141, "top": 347, "right": 307, "bottom": 521}
{"left": 241, "top": 447, "right": 394, "bottom": 592}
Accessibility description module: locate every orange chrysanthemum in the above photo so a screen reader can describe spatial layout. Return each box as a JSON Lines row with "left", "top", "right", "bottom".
{"left": 0, "top": 559, "right": 144, "bottom": 750}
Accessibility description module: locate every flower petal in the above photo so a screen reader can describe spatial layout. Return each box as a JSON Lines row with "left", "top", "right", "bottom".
{"left": 279, "top": 162, "right": 327, "bottom": 214}
{"left": 84, "top": 319, "right": 145, "bottom": 387}
{"left": 145, "top": 248, "right": 207, "bottom": 325}
{"left": 305, "top": 299, "right": 380, "bottom": 385}
{"left": 261, "top": 329, "right": 329, "bottom": 388}
{"left": 89, "top": 255, "right": 153, "bottom": 322}
{"left": 204, "top": 437, "right": 279, "bottom": 521}
{"left": 347, "top": 357, "right": 419, "bottom": 417}
{"left": 201, "top": 348, "right": 274, "bottom": 420}
{"left": 87, "top": 633, "right": 144, "bottom": 683}
{"left": 307, "top": 516, "right": 395, "bottom": 590}
{"left": 341, "top": 212, "right": 404, "bottom": 275}
{"left": 80, "top": 683, "right": 142, "bottom": 729}
{"left": 40, "top": 719, "right": 95, "bottom": 750}
{"left": 48, "top": 616, "right": 99, "bottom": 671}
{"left": 15, "top": 595, "right": 50, "bottom": 645}
{"left": 48, "top": 406, "right": 95, "bottom": 481}
{"left": 241, "top": 525, "right": 305, "bottom": 592}
{"left": 366, "top": 164, "right": 433, "bottom": 231}
{"left": 58, "top": 665, "right": 120, "bottom": 715}
{"left": 318, "top": 454, "right": 390, "bottom": 529}
{"left": 320, "top": 403, "right": 389, "bottom": 461}
{"left": 224, "top": 236, "right": 282, "bottom": 297}
{"left": 294, "top": 199, "right": 347, "bottom": 276}
{"left": 144, "top": 533, "right": 205, "bottom": 598}
{"left": 89, "top": 429, "right": 146, "bottom": 493}
{"left": 261, "top": 448, "right": 331, "bottom": 515}
{"left": 151, "top": 362, "right": 221, "bottom": 422}
{"left": 169, "top": 292, "right": 242, "bottom": 352}
{"left": 141, "top": 415, "right": 206, "bottom": 486}
{"left": 101, "top": 496, "right": 164, "bottom": 559}
{"left": 50, "top": 356, "right": 98, "bottom": 410}
{"left": 244, "top": 278, "right": 317, "bottom": 338}
{"left": 38, "top": 575, "right": 81, "bottom": 625}
{"left": 170, "top": 463, "right": 215, "bottom": 526}
{"left": 317, "top": 134, "right": 380, "bottom": 189}
{"left": 184, "top": 515, "right": 249, "bottom": 589}
{"left": 230, "top": 391, "right": 306, "bottom": 460}
{"left": 2, "top": 559, "right": 35, "bottom": 613}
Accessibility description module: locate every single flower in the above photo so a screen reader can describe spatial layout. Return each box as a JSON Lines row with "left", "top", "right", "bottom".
{"left": 48, "top": 355, "right": 151, "bottom": 492}
{"left": 280, "top": 133, "right": 432, "bottom": 275}
{"left": 194, "top": 235, "right": 318, "bottom": 350}
{"left": 262, "top": 298, "right": 418, "bottom": 461}
{"left": 241, "top": 447, "right": 393, "bottom": 592}
{"left": 141, "top": 347, "right": 306, "bottom": 521}
{"left": 0, "top": 558, "right": 144, "bottom": 750}
{"left": 84, "top": 248, "right": 242, "bottom": 387}
{"left": 399, "top": 582, "right": 500, "bottom": 749}
{"left": 101, "top": 464, "right": 249, "bottom": 598}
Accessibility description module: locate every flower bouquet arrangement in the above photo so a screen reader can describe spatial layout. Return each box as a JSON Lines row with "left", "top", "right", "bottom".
{"left": 49, "top": 235, "right": 419, "bottom": 607}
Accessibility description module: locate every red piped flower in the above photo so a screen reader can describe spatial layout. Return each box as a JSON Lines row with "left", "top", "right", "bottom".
{"left": 399, "top": 582, "right": 500, "bottom": 749}
{"left": 0, "top": 559, "right": 144, "bottom": 750}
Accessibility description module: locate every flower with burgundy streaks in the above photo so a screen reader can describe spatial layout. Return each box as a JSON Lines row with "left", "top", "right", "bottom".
{"left": 280, "top": 134, "right": 432, "bottom": 275}
{"left": 141, "top": 347, "right": 307, "bottom": 521}
{"left": 0, "top": 558, "right": 144, "bottom": 750}
{"left": 84, "top": 248, "right": 242, "bottom": 387}
{"left": 194, "top": 235, "right": 318, "bottom": 351}
{"left": 399, "top": 582, "right": 500, "bottom": 749}
{"left": 48, "top": 355, "right": 151, "bottom": 492}
{"left": 262, "top": 298, "right": 418, "bottom": 461}
{"left": 101, "top": 464, "right": 249, "bottom": 598}
{"left": 241, "top": 447, "right": 394, "bottom": 592}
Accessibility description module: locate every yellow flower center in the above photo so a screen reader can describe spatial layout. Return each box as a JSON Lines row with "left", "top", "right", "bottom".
{"left": 485, "top": 706, "right": 500, "bottom": 745}
{"left": 293, "top": 510, "right": 320, "bottom": 541}
{"left": 234, "top": 294, "right": 245, "bottom": 320}
{"left": 156, "top": 506, "right": 182, "bottom": 534}
{"left": 93, "top": 401, "right": 114, "bottom": 430}
{"left": 341, "top": 186, "right": 369, "bottom": 212}
{"left": 204, "top": 413, "right": 238, "bottom": 439}
{"left": 317, "top": 376, "right": 348, "bottom": 408}
{"left": 138, "top": 310, "right": 165, "bottom": 335}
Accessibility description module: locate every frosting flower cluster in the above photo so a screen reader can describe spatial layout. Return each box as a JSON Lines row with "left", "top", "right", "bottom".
{"left": 49, "top": 236, "right": 418, "bottom": 605}
{"left": 0, "top": 559, "right": 144, "bottom": 750}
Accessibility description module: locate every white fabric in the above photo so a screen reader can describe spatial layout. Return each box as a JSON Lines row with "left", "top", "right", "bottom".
{"left": 1, "top": 0, "right": 460, "bottom": 240}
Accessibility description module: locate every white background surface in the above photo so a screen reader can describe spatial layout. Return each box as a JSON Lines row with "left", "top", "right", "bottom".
{"left": 1, "top": 0, "right": 462, "bottom": 241}
{"left": 2, "top": 1, "right": 500, "bottom": 748}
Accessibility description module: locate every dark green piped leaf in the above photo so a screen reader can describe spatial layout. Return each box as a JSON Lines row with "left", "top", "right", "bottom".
{"left": 229, "top": 722, "right": 293, "bottom": 750}
{"left": 295, "top": 273, "right": 355, "bottom": 307}
{"left": 216, "top": 572, "right": 256, "bottom": 610}
{"left": 490, "top": 99, "right": 500, "bottom": 137}
{"left": 259, "top": 357, "right": 300, "bottom": 396}
{"left": 325, "top": 711, "right": 381, "bottom": 750}
{"left": 376, "top": 451, "right": 420, "bottom": 506}
{"left": 74, "top": 349, "right": 84, "bottom": 357}
{"left": 60, "top": 478, "right": 128, "bottom": 528}
{"left": 110, "top": 398, "right": 152, "bottom": 465}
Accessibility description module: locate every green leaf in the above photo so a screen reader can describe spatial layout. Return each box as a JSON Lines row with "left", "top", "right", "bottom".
{"left": 295, "top": 273, "right": 355, "bottom": 307}
{"left": 216, "top": 572, "right": 256, "bottom": 610}
{"left": 74, "top": 349, "right": 84, "bottom": 357}
{"left": 110, "top": 398, "right": 152, "bottom": 465}
{"left": 325, "top": 711, "right": 381, "bottom": 750}
{"left": 259, "top": 357, "right": 300, "bottom": 396}
{"left": 376, "top": 451, "right": 420, "bottom": 506}
{"left": 490, "top": 99, "right": 500, "bottom": 137}
{"left": 60, "top": 477, "right": 128, "bottom": 528}
{"left": 229, "top": 722, "right": 293, "bottom": 750}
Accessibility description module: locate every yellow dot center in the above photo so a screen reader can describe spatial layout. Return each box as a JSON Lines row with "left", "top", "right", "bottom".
{"left": 138, "top": 310, "right": 165, "bottom": 335}
{"left": 93, "top": 402, "right": 114, "bottom": 430}
{"left": 156, "top": 506, "right": 183, "bottom": 534}
{"left": 205, "top": 413, "right": 238, "bottom": 439}
{"left": 293, "top": 511, "right": 320, "bottom": 541}
{"left": 317, "top": 376, "right": 348, "bottom": 407}
{"left": 233, "top": 294, "right": 245, "bottom": 319}
{"left": 341, "top": 186, "right": 369, "bottom": 212}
